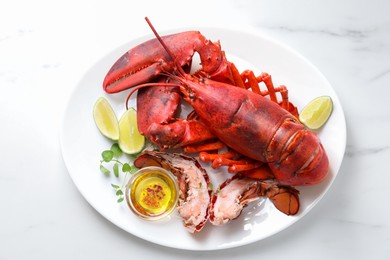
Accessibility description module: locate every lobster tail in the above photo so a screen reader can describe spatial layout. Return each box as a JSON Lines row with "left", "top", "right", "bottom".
{"left": 268, "top": 127, "right": 329, "bottom": 186}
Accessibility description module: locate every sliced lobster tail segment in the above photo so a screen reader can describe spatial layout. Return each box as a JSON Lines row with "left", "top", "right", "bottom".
{"left": 134, "top": 150, "right": 212, "bottom": 233}
{"left": 209, "top": 175, "right": 299, "bottom": 226}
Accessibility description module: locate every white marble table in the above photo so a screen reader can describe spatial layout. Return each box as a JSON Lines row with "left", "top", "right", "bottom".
{"left": 1, "top": 0, "right": 389, "bottom": 259}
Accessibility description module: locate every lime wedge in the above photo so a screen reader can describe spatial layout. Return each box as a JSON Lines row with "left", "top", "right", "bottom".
{"left": 118, "top": 108, "right": 145, "bottom": 154}
{"left": 299, "top": 96, "right": 333, "bottom": 130}
{"left": 93, "top": 97, "right": 119, "bottom": 140}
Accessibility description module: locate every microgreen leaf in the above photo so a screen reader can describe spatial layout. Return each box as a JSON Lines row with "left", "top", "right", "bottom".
{"left": 116, "top": 190, "right": 123, "bottom": 196}
{"left": 102, "top": 150, "right": 114, "bottom": 162}
{"left": 122, "top": 163, "right": 131, "bottom": 172}
{"left": 100, "top": 165, "right": 110, "bottom": 176}
{"left": 111, "top": 184, "right": 120, "bottom": 189}
{"left": 110, "top": 143, "right": 122, "bottom": 158}
{"left": 113, "top": 163, "right": 119, "bottom": 177}
{"left": 117, "top": 197, "right": 124, "bottom": 203}
{"left": 130, "top": 166, "right": 139, "bottom": 174}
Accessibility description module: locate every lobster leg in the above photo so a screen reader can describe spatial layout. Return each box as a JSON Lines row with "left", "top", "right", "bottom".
{"left": 183, "top": 140, "right": 225, "bottom": 153}
{"left": 199, "top": 149, "right": 239, "bottom": 160}
{"left": 238, "top": 164, "right": 275, "bottom": 180}
{"left": 223, "top": 62, "right": 298, "bottom": 117}
{"left": 238, "top": 71, "right": 298, "bottom": 117}
{"left": 198, "top": 147, "right": 266, "bottom": 174}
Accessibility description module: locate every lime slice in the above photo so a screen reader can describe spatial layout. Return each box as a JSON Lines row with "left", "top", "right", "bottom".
{"left": 118, "top": 108, "right": 145, "bottom": 154}
{"left": 93, "top": 97, "right": 119, "bottom": 140}
{"left": 299, "top": 95, "right": 333, "bottom": 130}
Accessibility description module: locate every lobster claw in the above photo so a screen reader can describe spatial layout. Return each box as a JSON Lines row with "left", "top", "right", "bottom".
{"left": 103, "top": 31, "right": 234, "bottom": 93}
{"left": 103, "top": 36, "right": 172, "bottom": 93}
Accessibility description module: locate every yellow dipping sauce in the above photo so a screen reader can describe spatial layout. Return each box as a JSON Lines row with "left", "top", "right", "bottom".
{"left": 126, "top": 167, "right": 178, "bottom": 220}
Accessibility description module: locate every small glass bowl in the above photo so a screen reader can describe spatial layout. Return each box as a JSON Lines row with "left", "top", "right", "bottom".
{"left": 125, "top": 166, "right": 179, "bottom": 221}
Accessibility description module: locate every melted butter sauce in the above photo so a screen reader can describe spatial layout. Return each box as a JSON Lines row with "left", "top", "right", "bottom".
{"left": 136, "top": 177, "right": 171, "bottom": 213}
{"left": 130, "top": 170, "right": 177, "bottom": 217}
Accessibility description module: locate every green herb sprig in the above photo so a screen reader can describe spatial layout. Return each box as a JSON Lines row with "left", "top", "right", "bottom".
{"left": 99, "top": 143, "right": 138, "bottom": 203}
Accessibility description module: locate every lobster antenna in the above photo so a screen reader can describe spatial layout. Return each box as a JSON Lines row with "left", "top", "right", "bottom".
{"left": 145, "top": 17, "right": 187, "bottom": 77}
{"left": 125, "top": 82, "right": 179, "bottom": 109}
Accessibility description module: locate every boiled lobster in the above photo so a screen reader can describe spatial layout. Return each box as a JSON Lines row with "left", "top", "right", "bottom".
{"left": 103, "top": 18, "right": 329, "bottom": 186}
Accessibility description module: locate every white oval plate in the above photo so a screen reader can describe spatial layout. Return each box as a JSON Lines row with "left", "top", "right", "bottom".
{"left": 60, "top": 27, "right": 346, "bottom": 251}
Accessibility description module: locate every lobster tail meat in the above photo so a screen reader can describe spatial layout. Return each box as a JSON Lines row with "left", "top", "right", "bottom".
{"left": 209, "top": 175, "right": 299, "bottom": 226}
{"left": 134, "top": 150, "right": 213, "bottom": 233}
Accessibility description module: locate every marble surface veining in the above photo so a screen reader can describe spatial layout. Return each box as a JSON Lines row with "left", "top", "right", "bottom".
{"left": 0, "top": 0, "right": 389, "bottom": 259}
